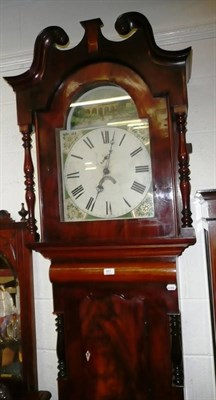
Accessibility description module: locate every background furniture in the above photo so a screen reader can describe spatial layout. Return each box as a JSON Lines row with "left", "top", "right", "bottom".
{"left": 197, "top": 190, "right": 216, "bottom": 374}
{"left": 0, "top": 209, "right": 51, "bottom": 400}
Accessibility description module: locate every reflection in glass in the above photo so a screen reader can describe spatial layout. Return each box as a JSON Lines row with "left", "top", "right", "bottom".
{"left": 0, "top": 254, "right": 22, "bottom": 379}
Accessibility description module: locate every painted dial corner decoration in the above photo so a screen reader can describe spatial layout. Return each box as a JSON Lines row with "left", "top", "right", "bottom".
{"left": 59, "top": 85, "right": 154, "bottom": 222}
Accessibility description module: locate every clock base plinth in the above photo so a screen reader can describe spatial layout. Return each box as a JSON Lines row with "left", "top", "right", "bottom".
{"left": 52, "top": 277, "right": 183, "bottom": 400}
{"left": 32, "top": 238, "right": 194, "bottom": 400}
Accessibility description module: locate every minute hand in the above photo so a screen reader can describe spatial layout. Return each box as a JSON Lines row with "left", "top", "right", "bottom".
{"left": 103, "top": 131, "right": 115, "bottom": 175}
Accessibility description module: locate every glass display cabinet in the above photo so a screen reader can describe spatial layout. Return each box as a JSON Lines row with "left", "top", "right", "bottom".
{"left": 0, "top": 251, "right": 21, "bottom": 381}
{"left": 0, "top": 209, "right": 51, "bottom": 400}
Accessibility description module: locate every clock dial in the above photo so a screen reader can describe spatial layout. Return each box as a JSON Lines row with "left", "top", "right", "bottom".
{"left": 61, "top": 126, "right": 153, "bottom": 221}
{"left": 59, "top": 84, "right": 155, "bottom": 222}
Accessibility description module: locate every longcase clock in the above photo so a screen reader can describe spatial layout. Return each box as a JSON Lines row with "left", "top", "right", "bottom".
{"left": 5, "top": 12, "right": 196, "bottom": 400}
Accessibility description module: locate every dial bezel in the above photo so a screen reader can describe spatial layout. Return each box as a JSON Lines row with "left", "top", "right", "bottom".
{"left": 35, "top": 62, "right": 175, "bottom": 242}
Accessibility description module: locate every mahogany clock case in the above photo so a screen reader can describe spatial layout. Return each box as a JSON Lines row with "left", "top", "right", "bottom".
{"left": 3, "top": 11, "right": 196, "bottom": 400}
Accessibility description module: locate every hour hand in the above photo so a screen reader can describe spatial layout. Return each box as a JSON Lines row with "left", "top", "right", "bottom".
{"left": 97, "top": 176, "right": 116, "bottom": 189}
{"left": 95, "top": 175, "right": 116, "bottom": 202}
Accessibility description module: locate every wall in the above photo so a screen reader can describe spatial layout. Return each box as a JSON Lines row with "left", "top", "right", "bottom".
{"left": 0, "top": 1, "right": 216, "bottom": 399}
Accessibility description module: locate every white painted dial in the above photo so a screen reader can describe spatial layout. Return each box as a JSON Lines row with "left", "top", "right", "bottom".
{"left": 63, "top": 127, "right": 152, "bottom": 219}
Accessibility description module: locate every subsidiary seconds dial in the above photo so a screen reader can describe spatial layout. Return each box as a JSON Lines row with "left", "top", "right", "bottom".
{"left": 63, "top": 126, "right": 152, "bottom": 220}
